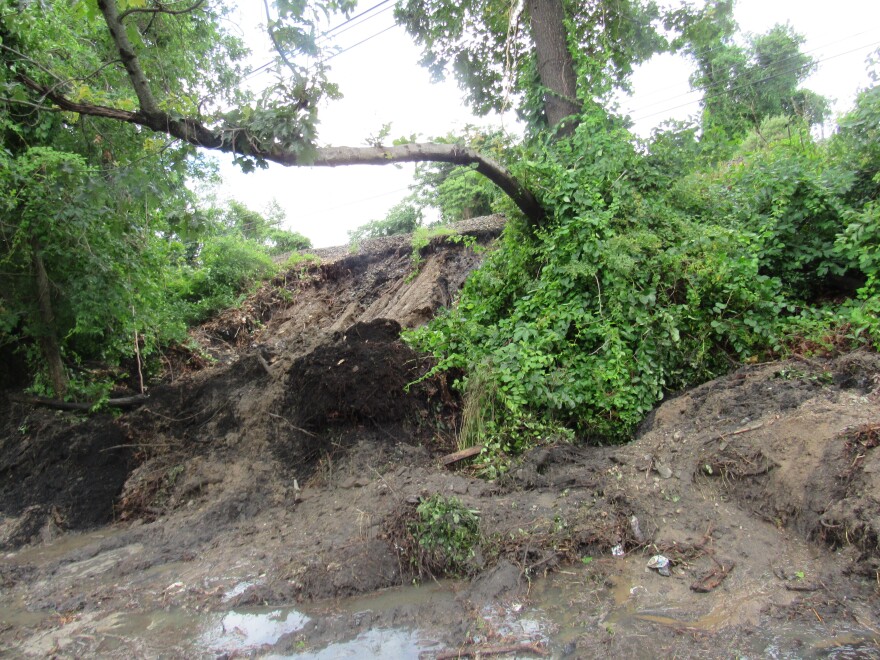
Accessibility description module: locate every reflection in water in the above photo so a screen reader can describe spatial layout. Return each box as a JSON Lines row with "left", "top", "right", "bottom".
{"left": 201, "top": 609, "right": 310, "bottom": 652}
{"left": 269, "top": 628, "right": 433, "bottom": 659}
{"left": 5, "top": 540, "right": 879, "bottom": 658}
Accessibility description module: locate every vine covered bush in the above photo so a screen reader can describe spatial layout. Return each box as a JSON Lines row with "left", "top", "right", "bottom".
{"left": 407, "top": 80, "right": 880, "bottom": 454}
{"left": 406, "top": 108, "right": 788, "bottom": 443}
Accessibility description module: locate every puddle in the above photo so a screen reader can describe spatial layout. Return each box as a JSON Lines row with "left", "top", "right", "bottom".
{"left": 270, "top": 628, "right": 434, "bottom": 659}
{"left": 3, "top": 541, "right": 879, "bottom": 658}
{"left": 5, "top": 528, "right": 118, "bottom": 564}
{"left": 201, "top": 608, "right": 311, "bottom": 653}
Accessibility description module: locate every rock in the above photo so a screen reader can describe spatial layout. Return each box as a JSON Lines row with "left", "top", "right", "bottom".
{"left": 656, "top": 464, "right": 673, "bottom": 479}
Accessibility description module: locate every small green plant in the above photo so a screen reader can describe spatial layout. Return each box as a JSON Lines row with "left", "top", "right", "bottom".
{"left": 470, "top": 413, "right": 575, "bottom": 479}
{"left": 409, "top": 226, "right": 482, "bottom": 273}
{"left": 408, "top": 225, "right": 456, "bottom": 275}
{"left": 407, "top": 494, "right": 481, "bottom": 577}
{"left": 284, "top": 252, "right": 322, "bottom": 269}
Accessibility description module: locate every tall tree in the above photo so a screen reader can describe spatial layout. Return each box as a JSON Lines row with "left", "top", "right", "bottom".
{"left": 395, "top": 0, "right": 666, "bottom": 130}
{"left": 668, "top": 1, "right": 827, "bottom": 143}
{"left": 0, "top": 2, "right": 216, "bottom": 395}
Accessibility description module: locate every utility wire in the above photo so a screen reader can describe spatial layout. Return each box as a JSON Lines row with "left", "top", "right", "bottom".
{"left": 316, "top": 4, "right": 395, "bottom": 44}
{"left": 320, "top": 23, "right": 398, "bottom": 63}
{"left": 243, "top": 6, "right": 396, "bottom": 79}
{"left": 319, "top": 0, "right": 394, "bottom": 40}
{"left": 296, "top": 184, "right": 413, "bottom": 218}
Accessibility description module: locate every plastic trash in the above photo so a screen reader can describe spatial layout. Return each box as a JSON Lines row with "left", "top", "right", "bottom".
{"left": 611, "top": 544, "right": 625, "bottom": 557}
{"left": 647, "top": 554, "right": 671, "bottom": 576}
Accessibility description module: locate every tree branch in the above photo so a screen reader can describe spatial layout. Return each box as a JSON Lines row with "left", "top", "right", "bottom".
{"left": 11, "top": 393, "right": 149, "bottom": 411}
{"left": 262, "top": 0, "right": 300, "bottom": 78}
{"left": 14, "top": 76, "right": 546, "bottom": 225}
{"left": 97, "top": 0, "right": 161, "bottom": 114}
{"left": 118, "top": 0, "right": 205, "bottom": 21}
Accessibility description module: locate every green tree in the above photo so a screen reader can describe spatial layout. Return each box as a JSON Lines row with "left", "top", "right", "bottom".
{"left": 407, "top": 106, "right": 789, "bottom": 446}
{"left": 349, "top": 201, "right": 425, "bottom": 242}
{"left": 0, "top": 0, "right": 240, "bottom": 395}
{"left": 0, "top": 147, "right": 188, "bottom": 396}
{"left": 395, "top": 0, "right": 666, "bottom": 131}
{"left": 669, "top": 2, "right": 827, "bottom": 147}
{"left": 220, "top": 200, "right": 311, "bottom": 255}
{"left": 0, "top": 0, "right": 545, "bottom": 223}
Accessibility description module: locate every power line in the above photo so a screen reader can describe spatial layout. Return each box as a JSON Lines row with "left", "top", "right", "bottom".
{"left": 243, "top": 13, "right": 397, "bottom": 79}
{"left": 319, "top": 0, "right": 394, "bottom": 40}
{"left": 320, "top": 23, "right": 398, "bottom": 63}
{"left": 243, "top": 1, "right": 395, "bottom": 79}
{"left": 295, "top": 184, "right": 413, "bottom": 218}
{"left": 317, "top": 3, "right": 395, "bottom": 44}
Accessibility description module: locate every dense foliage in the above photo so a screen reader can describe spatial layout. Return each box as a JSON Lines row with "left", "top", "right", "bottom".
{"left": 1, "top": 0, "right": 877, "bottom": 468}
{"left": 406, "top": 65, "right": 880, "bottom": 459}
{"left": 396, "top": 0, "right": 665, "bottom": 124}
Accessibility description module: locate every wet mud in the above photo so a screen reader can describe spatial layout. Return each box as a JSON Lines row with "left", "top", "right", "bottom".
{"left": 1, "top": 216, "right": 879, "bottom": 657}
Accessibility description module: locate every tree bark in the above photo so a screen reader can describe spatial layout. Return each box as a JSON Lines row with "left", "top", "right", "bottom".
{"left": 30, "top": 236, "right": 67, "bottom": 397}
{"left": 526, "top": 0, "right": 580, "bottom": 132}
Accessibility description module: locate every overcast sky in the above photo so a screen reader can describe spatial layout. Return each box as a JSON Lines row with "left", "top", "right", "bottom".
{"left": 215, "top": 1, "right": 880, "bottom": 248}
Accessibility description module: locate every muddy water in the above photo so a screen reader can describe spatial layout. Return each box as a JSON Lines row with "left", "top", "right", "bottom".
{"left": 3, "top": 530, "right": 879, "bottom": 658}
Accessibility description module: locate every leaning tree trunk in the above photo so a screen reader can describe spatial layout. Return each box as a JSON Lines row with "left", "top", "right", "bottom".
{"left": 526, "top": 0, "right": 581, "bottom": 133}
{"left": 30, "top": 236, "right": 67, "bottom": 397}
{"left": 14, "top": 0, "right": 548, "bottom": 227}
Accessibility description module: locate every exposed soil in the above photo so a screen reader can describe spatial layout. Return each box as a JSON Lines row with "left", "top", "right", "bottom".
{"left": 1, "top": 215, "right": 879, "bottom": 658}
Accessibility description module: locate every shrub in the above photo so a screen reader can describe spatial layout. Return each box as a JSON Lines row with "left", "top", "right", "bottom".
{"left": 405, "top": 495, "right": 481, "bottom": 578}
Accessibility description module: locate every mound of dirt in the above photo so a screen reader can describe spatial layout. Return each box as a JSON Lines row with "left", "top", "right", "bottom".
{"left": 0, "top": 409, "right": 133, "bottom": 549}
{"left": 640, "top": 350, "right": 880, "bottom": 576}
{"left": 285, "top": 319, "right": 431, "bottom": 431}
{"left": 0, "top": 218, "right": 500, "bottom": 548}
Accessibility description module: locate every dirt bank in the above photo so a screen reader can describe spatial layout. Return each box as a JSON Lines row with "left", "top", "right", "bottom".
{"left": 1, "top": 215, "right": 879, "bottom": 658}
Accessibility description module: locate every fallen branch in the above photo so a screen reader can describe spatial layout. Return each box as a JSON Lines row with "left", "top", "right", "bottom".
{"left": 268, "top": 412, "right": 318, "bottom": 437}
{"left": 10, "top": 394, "right": 148, "bottom": 411}
{"left": 17, "top": 75, "right": 546, "bottom": 225}
{"left": 428, "top": 642, "right": 548, "bottom": 659}
{"left": 703, "top": 421, "right": 764, "bottom": 445}
{"left": 690, "top": 561, "right": 735, "bottom": 593}
{"left": 440, "top": 445, "right": 484, "bottom": 466}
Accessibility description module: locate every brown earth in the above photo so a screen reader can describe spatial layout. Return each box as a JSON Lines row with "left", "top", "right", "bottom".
{"left": 1, "top": 215, "right": 879, "bottom": 658}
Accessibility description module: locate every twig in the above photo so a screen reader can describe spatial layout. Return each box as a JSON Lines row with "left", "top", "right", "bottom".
{"left": 440, "top": 445, "right": 484, "bottom": 466}
{"left": 257, "top": 352, "right": 274, "bottom": 377}
{"left": 134, "top": 327, "right": 145, "bottom": 394}
{"left": 703, "top": 421, "right": 764, "bottom": 445}
{"left": 118, "top": 0, "right": 205, "bottom": 20}
{"left": 99, "top": 442, "right": 175, "bottom": 453}
{"left": 143, "top": 406, "right": 212, "bottom": 423}
{"left": 691, "top": 561, "right": 735, "bottom": 593}
{"left": 269, "top": 412, "right": 318, "bottom": 437}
